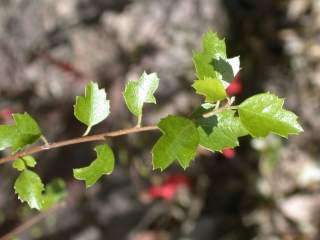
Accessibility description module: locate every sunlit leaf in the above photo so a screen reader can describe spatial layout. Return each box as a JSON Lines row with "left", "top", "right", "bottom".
{"left": 22, "top": 155, "right": 37, "bottom": 168}
{"left": 152, "top": 116, "right": 199, "bottom": 170}
{"left": 12, "top": 158, "right": 26, "bottom": 171}
{"left": 74, "top": 81, "right": 110, "bottom": 130}
{"left": 0, "top": 113, "right": 42, "bottom": 151}
{"left": 193, "top": 31, "right": 240, "bottom": 87}
{"left": 123, "top": 72, "right": 159, "bottom": 116}
{"left": 14, "top": 170, "right": 44, "bottom": 210}
{"left": 193, "top": 31, "right": 226, "bottom": 80}
{"left": 197, "top": 110, "right": 248, "bottom": 152}
{"left": 238, "top": 93, "right": 303, "bottom": 137}
{"left": 12, "top": 155, "right": 36, "bottom": 171}
{"left": 73, "top": 144, "right": 115, "bottom": 188}
{"left": 192, "top": 77, "right": 227, "bottom": 102}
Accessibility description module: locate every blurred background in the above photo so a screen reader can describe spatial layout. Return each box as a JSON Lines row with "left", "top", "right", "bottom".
{"left": 0, "top": 0, "right": 319, "bottom": 239}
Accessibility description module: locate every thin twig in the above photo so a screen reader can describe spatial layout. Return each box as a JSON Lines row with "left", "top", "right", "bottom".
{"left": 0, "top": 126, "right": 158, "bottom": 165}
{"left": 0, "top": 202, "right": 66, "bottom": 240}
{"left": 202, "top": 98, "right": 236, "bottom": 118}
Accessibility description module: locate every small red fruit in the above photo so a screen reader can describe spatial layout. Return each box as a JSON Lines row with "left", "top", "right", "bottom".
{"left": 227, "top": 74, "right": 242, "bottom": 96}
{"left": 222, "top": 148, "right": 236, "bottom": 159}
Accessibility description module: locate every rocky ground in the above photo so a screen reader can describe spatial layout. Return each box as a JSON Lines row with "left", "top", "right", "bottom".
{"left": 0, "top": 0, "right": 319, "bottom": 239}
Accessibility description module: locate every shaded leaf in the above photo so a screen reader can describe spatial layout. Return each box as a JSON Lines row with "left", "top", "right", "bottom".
{"left": 197, "top": 110, "right": 248, "bottom": 152}
{"left": 73, "top": 144, "right": 114, "bottom": 188}
{"left": 42, "top": 179, "right": 67, "bottom": 210}
{"left": 123, "top": 72, "right": 159, "bottom": 116}
{"left": 238, "top": 93, "right": 303, "bottom": 137}
{"left": 74, "top": 81, "right": 110, "bottom": 128}
{"left": 190, "top": 103, "right": 216, "bottom": 119}
{"left": 152, "top": 116, "right": 199, "bottom": 170}
{"left": 212, "top": 56, "right": 240, "bottom": 83}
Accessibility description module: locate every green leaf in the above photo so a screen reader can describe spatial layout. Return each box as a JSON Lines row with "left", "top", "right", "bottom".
{"left": 238, "top": 93, "right": 303, "bottom": 137}
{"left": 22, "top": 155, "right": 37, "bottom": 168}
{"left": 14, "top": 113, "right": 41, "bottom": 135}
{"left": 12, "top": 156, "right": 37, "bottom": 171}
{"left": 193, "top": 31, "right": 240, "bottom": 86}
{"left": 73, "top": 144, "right": 115, "bottom": 188}
{"left": 123, "top": 72, "right": 159, "bottom": 116}
{"left": 12, "top": 158, "right": 26, "bottom": 171}
{"left": 212, "top": 56, "right": 240, "bottom": 83}
{"left": 42, "top": 179, "right": 67, "bottom": 210}
{"left": 14, "top": 170, "right": 44, "bottom": 210}
{"left": 15, "top": 168, "right": 66, "bottom": 211}
{"left": 197, "top": 110, "right": 248, "bottom": 152}
{"left": 193, "top": 31, "right": 226, "bottom": 80}
{"left": 152, "top": 116, "right": 199, "bottom": 170}
{"left": 74, "top": 81, "right": 110, "bottom": 130}
{"left": 0, "top": 125, "right": 16, "bottom": 150}
{"left": 227, "top": 56, "right": 241, "bottom": 79}
{"left": 0, "top": 113, "right": 42, "bottom": 151}
{"left": 192, "top": 77, "right": 227, "bottom": 102}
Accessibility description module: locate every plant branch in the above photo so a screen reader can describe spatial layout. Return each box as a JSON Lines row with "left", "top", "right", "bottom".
{"left": 202, "top": 97, "right": 236, "bottom": 118}
{"left": 0, "top": 126, "right": 158, "bottom": 165}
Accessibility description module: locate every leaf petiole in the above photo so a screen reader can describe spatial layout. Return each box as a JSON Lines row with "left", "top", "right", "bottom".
{"left": 40, "top": 135, "right": 49, "bottom": 146}
{"left": 215, "top": 101, "right": 220, "bottom": 110}
{"left": 136, "top": 114, "right": 142, "bottom": 128}
{"left": 203, "top": 101, "right": 235, "bottom": 118}
{"left": 83, "top": 125, "right": 92, "bottom": 136}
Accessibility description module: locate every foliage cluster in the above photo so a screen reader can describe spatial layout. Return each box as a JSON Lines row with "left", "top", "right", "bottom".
{"left": 0, "top": 31, "right": 303, "bottom": 210}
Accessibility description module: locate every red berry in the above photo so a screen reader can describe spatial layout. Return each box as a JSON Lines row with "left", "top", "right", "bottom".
{"left": 222, "top": 148, "right": 236, "bottom": 159}
{"left": 227, "top": 74, "right": 242, "bottom": 96}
